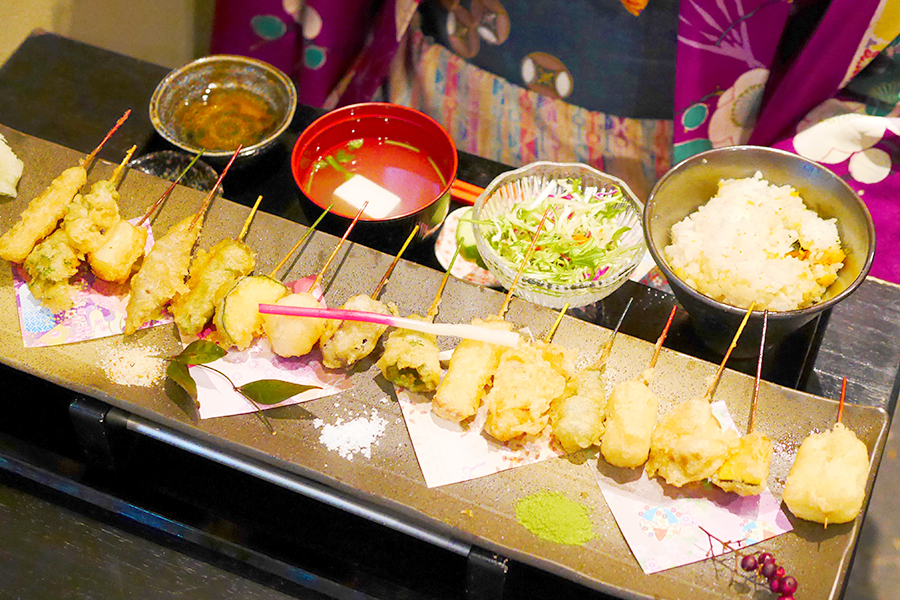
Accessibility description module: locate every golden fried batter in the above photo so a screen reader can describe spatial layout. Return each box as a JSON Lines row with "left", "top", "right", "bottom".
{"left": 171, "top": 239, "right": 255, "bottom": 336}
{"left": 432, "top": 316, "right": 513, "bottom": 422}
{"left": 377, "top": 315, "right": 441, "bottom": 393}
{"left": 0, "top": 165, "right": 86, "bottom": 263}
{"left": 483, "top": 341, "right": 569, "bottom": 442}
{"left": 645, "top": 398, "right": 738, "bottom": 487}
{"left": 319, "top": 294, "right": 390, "bottom": 369}
{"left": 124, "top": 215, "right": 200, "bottom": 335}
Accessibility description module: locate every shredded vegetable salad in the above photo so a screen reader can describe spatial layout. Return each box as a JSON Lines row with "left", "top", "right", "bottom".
{"left": 476, "top": 178, "right": 640, "bottom": 286}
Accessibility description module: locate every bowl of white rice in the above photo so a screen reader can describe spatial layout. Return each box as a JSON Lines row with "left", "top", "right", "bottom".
{"left": 644, "top": 146, "right": 875, "bottom": 356}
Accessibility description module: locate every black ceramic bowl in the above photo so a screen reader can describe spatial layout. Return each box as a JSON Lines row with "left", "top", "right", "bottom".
{"left": 149, "top": 54, "right": 297, "bottom": 161}
{"left": 644, "top": 146, "right": 876, "bottom": 357}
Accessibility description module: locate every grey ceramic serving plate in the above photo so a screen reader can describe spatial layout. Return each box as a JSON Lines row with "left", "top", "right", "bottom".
{"left": 0, "top": 126, "right": 890, "bottom": 600}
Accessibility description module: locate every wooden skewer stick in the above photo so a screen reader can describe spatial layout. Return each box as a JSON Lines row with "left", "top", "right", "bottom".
{"left": 498, "top": 206, "right": 552, "bottom": 318}
{"left": 309, "top": 202, "right": 368, "bottom": 292}
{"left": 137, "top": 149, "right": 206, "bottom": 226}
{"left": 82, "top": 109, "right": 131, "bottom": 170}
{"left": 426, "top": 246, "right": 460, "bottom": 320}
{"left": 190, "top": 145, "right": 241, "bottom": 230}
{"left": 237, "top": 195, "right": 263, "bottom": 243}
{"left": 372, "top": 225, "right": 419, "bottom": 299}
{"left": 268, "top": 205, "right": 333, "bottom": 279}
{"left": 591, "top": 297, "right": 634, "bottom": 373}
{"left": 748, "top": 309, "right": 768, "bottom": 434}
{"left": 837, "top": 376, "right": 848, "bottom": 424}
{"left": 543, "top": 303, "right": 570, "bottom": 343}
{"left": 704, "top": 301, "right": 757, "bottom": 401}
{"left": 648, "top": 304, "right": 677, "bottom": 370}
{"left": 109, "top": 145, "right": 137, "bottom": 188}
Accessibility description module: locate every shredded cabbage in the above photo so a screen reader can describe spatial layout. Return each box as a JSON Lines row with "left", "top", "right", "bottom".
{"left": 475, "top": 178, "right": 640, "bottom": 286}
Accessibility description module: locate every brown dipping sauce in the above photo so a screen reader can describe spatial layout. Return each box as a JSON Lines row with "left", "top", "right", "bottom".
{"left": 174, "top": 86, "right": 279, "bottom": 151}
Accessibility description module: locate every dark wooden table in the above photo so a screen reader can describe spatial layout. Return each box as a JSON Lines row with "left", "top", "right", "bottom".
{"left": 1, "top": 30, "right": 898, "bottom": 600}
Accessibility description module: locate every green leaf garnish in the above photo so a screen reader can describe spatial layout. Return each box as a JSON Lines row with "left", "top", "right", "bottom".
{"left": 173, "top": 339, "right": 226, "bottom": 365}
{"left": 166, "top": 359, "right": 197, "bottom": 402}
{"left": 238, "top": 380, "right": 320, "bottom": 405}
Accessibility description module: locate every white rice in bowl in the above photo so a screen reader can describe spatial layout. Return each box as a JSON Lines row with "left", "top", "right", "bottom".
{"left": 664, "top": 172, "right": 845, "bottom": 311}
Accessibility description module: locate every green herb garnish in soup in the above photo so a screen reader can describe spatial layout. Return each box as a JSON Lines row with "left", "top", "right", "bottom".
{"left": 478, "top": 178, "right": 641, "bottom": 286}
{"left": 305, "top": 138, "right": 444, "bottom": 219}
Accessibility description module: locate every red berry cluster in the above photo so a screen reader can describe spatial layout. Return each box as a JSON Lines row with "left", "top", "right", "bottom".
{"left": 740, "top": 551, "right": 798, "bottom": 599}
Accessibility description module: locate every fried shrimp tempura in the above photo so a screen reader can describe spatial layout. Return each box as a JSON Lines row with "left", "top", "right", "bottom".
{"left": 124, "top": 215, "right": 200, "bottom": 334}
{"left": 319, "top": 294, "right": 390, "bottom": 369}
{"left": 0, "top": 165, "right": 86, "bottom": 263}
{"left": 645, "top": 397, "right": 738, "bottom": 487}
{"left": 483, "top": 341, "right": 570, "bottom": 442}
{"left": 171, "top": 239, "right": 255, "bottom": 336}
{"left": 432, "top": 316, "right": 513, "bottom": 422}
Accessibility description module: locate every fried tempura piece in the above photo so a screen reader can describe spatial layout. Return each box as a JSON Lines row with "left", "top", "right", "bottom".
{"left": 711, "top": 431, "right": 774, "bottom": 496}
{"left": 483, "top": 341, "right": 570, "bottom": 442}
{"left": 23, "top": 227, "right": 83, "bottom": 312}
{"left": 319, "top": 294, "right": 391, "bottom": 369}
{"left": 782, "top": 422, "right": 869, "bottom": 525}
{"left": 601, "top": 370, "right": 660, "bottom": 468}
{"left": 261, "top": 292, "right": 326, "bottom": 357}
{"left": 88, "top": 219, "right": 148, "bottom": 284}
{"left": 214, "top": 275, "right": 288, "bottom": 350}
{"left": 645, "top": 398, "right": 739, "bottom": 487}
{"left": 550, "top": 367, "right": 607, "bottom": 453}
{"left": 124, "top": 215, "right": 200, "bottom": 335}
{"left": 63, "top": 179, "right": 121, "bottom": 254}
{"left": 0, "top": 165, "right": 86, "bottom": 263}
{"left": 170, "top": 239, "right": 255, "bottom": 336}
{"left": 432, "top": 316, "right": 513, "bottom": 422}
{"left": 377, "top": 315, "right": 442, "bottom": 393}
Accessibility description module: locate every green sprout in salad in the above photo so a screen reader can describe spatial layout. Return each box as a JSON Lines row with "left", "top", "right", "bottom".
{"left": 474, "top": 177, "right": 641, "bottom": 286}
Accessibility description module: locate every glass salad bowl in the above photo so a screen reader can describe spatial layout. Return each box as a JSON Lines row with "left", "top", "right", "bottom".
{"left": 472, "top": 161, "right": 645, "bottom": 309}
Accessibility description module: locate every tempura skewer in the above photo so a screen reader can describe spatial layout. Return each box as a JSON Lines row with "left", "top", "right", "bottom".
{"left": 89, "top": 149, "right": 205, "bottom": 285}
{"left": 375, "top": 250, "right": 460, "bottom": 392}
{"left": 0, "top": 110, "right": 130, "bottom": 263}
{"left": 431, "top": 213, "right": 549, "bottom": 422}
{"left": 213, "top": 206, "right": 332, "bottom": 351}
{"left": 598, "top": 303, "right": 674, "bottom": 467}
{"left": 124, "top": 146, "right": 239, "bottom": 335}
{"left": 261, "top": 204, "right": 367, "bottom": 358}
{"left": 318, "top": 226, "right": 418, "bottom": 369}
{"left": 267, "top": 205, "right": 333, "bottom": 280}
{"left": 137, "top": 150, "right": 206, "bottom": 227}
{"left": 170, "top": 195, "right": 262, "bottom": 336}
{"left": 712, "top": 310, "right": 775, "bottom": 495}
{"left": 645, "top": 304, "right": 755, "bottom": 487}
{"left": 22, "top": 147, "right": 138, "bottom": 311}
{"left": 782, "top": 377, "right": 870, "bottom": 526}
{"left": 497, "top": 207, "right": 552, "bottom": 318}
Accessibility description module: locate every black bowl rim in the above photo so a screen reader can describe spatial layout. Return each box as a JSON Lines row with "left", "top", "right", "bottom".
{"left": 149, "top": 54, "right": 297, "bottom": 158}
{"left": 289, "top": 101, "right": 459, "bottom": 222}
{"left": 643, "top": 145, "right": 877, "bottom": 320}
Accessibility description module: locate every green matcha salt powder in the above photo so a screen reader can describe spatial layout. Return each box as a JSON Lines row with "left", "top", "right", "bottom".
{"left": 515, "top": 490, "right": 597, "bottom": 545}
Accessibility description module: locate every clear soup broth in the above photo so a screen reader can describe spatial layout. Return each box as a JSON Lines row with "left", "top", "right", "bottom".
{"left": 304, "top": 138, "right": 446, "bottom": 220}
